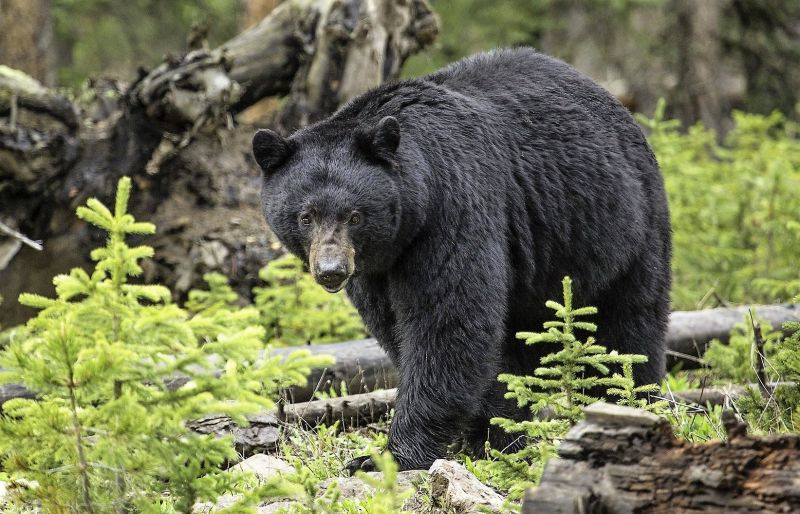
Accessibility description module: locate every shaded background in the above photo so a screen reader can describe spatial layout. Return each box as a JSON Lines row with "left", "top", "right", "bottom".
{"left": 4, "top": 0, "right": 798, "bottom": 131}
{"left": 1, "top": 0, "right": 799, "bottom": 326}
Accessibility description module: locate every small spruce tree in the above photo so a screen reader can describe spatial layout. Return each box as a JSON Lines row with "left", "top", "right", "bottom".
{"left": 497, "top": 277, "right": 637, "bottom": 424}
{"left": 253, "top": 255, "right": 366, "bottom": 346}
{"left": 0, "top": 177, "right": 331, "bottom": 513}
{"left": 478, "top": 276, "right": 663, "bottom": 499}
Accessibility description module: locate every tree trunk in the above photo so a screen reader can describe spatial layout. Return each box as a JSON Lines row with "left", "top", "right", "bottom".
{"left": 671, "top": 0, "right": 729, "bottom": 134}
{"left": 0, "top": 0, "right": 438, "bottom": 327}
{"left": 523, "top": 402, "right": 800, "bottom": 513}
{"left": 0, "top": 0, "right": 55, "bottom": 86}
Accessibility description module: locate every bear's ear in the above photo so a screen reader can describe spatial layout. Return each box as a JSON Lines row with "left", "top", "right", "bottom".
{"left": 252, "top": 129, "right": 293, "bottom": 174}
{"left": 356, "top": 116, "right": 400, "bottom": 166}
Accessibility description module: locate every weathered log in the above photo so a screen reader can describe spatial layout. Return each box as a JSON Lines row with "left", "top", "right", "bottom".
{"left": 0, "top": 0, "right": 439, "bottom": 327}
{"left": 523, "top": 402, "right": 800, "bottom": 513}
{"left": 186, "top": 388, "right": 397, "bottom": 457}
{"left": 2, "top": 304, "right": 798, "bottom": 406}
{"left": 275, "top": 303, "right": 800, "bottom": 399}
{"left": 666, "top": 303, "right": 800, "bottom": 364}
{"left": 667, "top": 381, "right": 795, "bottom": 407}
{"left": 272, "top": 338, "right": 399, "bottom": 402}
{"left": 281, "top": 386, "right": 396, "bottom": 426}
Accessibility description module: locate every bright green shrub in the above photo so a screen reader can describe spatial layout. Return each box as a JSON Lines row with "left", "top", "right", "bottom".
{"left": 639, "top": 101, "right": 800, "bottom": 309}
{"left": 253, "top": 255, "right": 366, "bottom": 346}
{"left": 0, "top": 178, "right": 331, "bottom": 513}
{"left": 475, "top": 277, "right": 663, "bottom": 499}
{"left": 702, "top": 303, "right": 800, "bottom": 434}
{"left": 703, "top": 315, "right": 781, "bottom": 384}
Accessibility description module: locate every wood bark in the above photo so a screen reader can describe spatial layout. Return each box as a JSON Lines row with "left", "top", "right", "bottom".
{"left": 523, "top": 402, "right": 800, "bottom": 513}
{"left": 0, "top": 0, "right": 438, "bottom": 327}
{"left": 186, "top": 388, "right": 397, "bottom": 457}
{"left": 672, "top": 0, "right": 729, "bottom": 134}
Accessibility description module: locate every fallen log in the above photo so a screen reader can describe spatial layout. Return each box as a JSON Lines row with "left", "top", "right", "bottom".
{"left": 187, "top": 388, "right": 397, "bottom": 457}
{"left": 2, "top": 304, "right": 798, "bottom": 406}
{"left": 666, "top": 381, "right": 795, "bottom": 407}
{"left": 273, "top": 303, "right": 800, "bottom": 399}
{"left": 666, "top": 303, "right": 799, "bottom": 363}
{"left": 272, "top": 338, "right": 399, "bottom": 402}
{"left": 523, "top": 402, "right": 800, "bottom": 513}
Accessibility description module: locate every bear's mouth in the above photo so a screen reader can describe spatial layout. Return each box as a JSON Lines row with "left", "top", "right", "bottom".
{"left": 312, "top": 264, "right": 352, "bottom": 293}
{"left": 319, "top": 278, "right": 349, "bottom": 293}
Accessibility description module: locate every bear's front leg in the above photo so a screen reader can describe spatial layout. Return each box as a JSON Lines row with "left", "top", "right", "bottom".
{"left": 383, "top": 247, "right": 509, "bottom": 471}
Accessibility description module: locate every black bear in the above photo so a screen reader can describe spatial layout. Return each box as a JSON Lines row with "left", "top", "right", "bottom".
{"left": 252, "top": 48, "right": 671, "bottom": 471}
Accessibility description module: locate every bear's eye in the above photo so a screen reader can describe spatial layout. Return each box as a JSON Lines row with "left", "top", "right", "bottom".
{"left": 300, "top": 214, "right": 312, "bottom": 226}
{"left": 348, "top": 213, "right": 361, "bottom": 225}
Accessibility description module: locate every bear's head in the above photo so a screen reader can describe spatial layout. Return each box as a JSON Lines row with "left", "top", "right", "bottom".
{"left": 252, "top": 116, "right": 402, "bottom": 292}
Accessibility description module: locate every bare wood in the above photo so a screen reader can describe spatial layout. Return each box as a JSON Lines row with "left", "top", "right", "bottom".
{"left": 282, "top": 387, "right": 396, "bottom": 426}
{"left": 272, "top": 338, "right": 399, "bottom": 403}
{"left": 128, "top": 0, "right": 439, "bottom": 130}
{"left": 523, "top": 402, "right": 800, "bottom": 513}
{"left": 0, "top": 220, "right": 43, "bottom": 251}
{"left": 0, "top": 66, "right": 78, "bottom": 129}
{"left": 666, "top": 381, "right": 795, "bottom": 407}
{"left": 666, "top": 303, "right": 800, "bottom": 366}
{"left": 186, "top": 388, "right": 397, "bottom": 458}
{"left": 278, "top": 303, "right": 800, "bottom": 399}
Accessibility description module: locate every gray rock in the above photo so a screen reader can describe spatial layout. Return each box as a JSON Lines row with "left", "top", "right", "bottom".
{"left": 318, "top": 470, "right": 423, "bottom": 501}
{"left": 429, "top": 459, "right": 505, "bottom": 513}
{"left": 233, "top": 454, "right": 295, "bottom": 482}
{"left": 193, "top": 494, "right": 242, "bottom": 513}
{"left": 257, "top": 501, "right": 297, "bottom": 513}
{"left": 582, "top": 402, "right": 660, "bottom": 427}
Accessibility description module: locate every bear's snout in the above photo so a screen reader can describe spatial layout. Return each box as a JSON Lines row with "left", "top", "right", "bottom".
{"left": 309, "top": 236, "right": 355, "bottom": 293}
{"left": 314, "top": 252, "right": 350, "bottom": 292}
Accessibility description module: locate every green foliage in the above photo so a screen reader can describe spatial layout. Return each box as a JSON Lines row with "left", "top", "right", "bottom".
{"left": 703, "top": 315, "right": 781, "bottom": 384}
{"left": 639, "top": 100, "right": 800, "bottom": 308}
{"left": 482, "top": 277, "right": 663, "bottom": 499}
{"left": 253, "top": 255, "right": 366, "bottom": 346}
{"left": 665, "top": 403, "right": 726, "bottom": 443}
{"left": 606, "top": 355, "right": 668, "bottom": 412}
{"left": 775, "top": 301, "right": 800, "bottom": 384}
{"left": 0, "top": 177, "right": 331, "bottom": 513}
{"left": 701, "top": 305, "right": 800, "bottom": 434}
{"left": 354, "top": 452, "right": 415, "bottom": 514}
{"left": 403, "top": 0, "right": 660, "bottom": 78}
{"left": 274, "top": 427, "right": 414, "bottom": 514}
{"left": 53, "top": 0, "right": 240, "bottom": 87}
{"left": 498, "top": 277, "right": 650, "bottom": 425}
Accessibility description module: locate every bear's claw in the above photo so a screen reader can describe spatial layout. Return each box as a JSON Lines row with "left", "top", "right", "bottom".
{"left": 344, "top": 455, "right": 376, "bottom": 475}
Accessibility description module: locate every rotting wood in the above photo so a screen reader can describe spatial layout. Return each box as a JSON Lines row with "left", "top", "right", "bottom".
{"left": 186, "top": 388, "right": 397, "bottom": 457}
{"left": 523, "top": 402, "right": 800, "bottom": 513}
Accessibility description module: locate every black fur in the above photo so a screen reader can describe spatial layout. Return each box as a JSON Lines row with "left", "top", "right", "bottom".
{"left": 253, "top": 48, "right": 672, "bottom": 470}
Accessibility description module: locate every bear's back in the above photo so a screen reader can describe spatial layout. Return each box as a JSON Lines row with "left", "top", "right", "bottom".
{"left": 423, "top": 48, "right": 635, "bottom": 133}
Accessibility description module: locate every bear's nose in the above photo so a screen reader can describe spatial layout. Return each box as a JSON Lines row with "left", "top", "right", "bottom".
{"left": 316, "top": 262, "right": 348, "bottom": 289}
